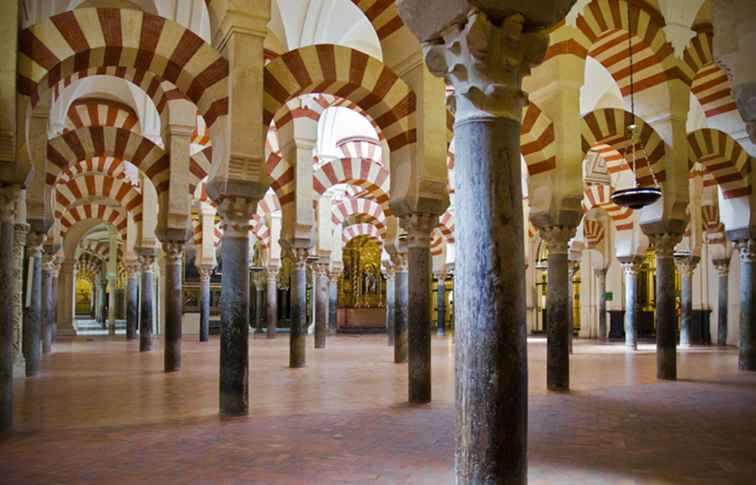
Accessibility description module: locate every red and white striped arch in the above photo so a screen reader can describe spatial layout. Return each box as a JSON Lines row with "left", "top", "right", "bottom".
{"left": 59, "top": 203, "right": 128, "bottom": 241}
{"left": 581, "top": 108, "right": 666, "bottom": 185}
{"left": 336, "top": 136, "right": 383, "bottom": 163}
{"left": 192, "top": 214, "right": 222, "bottom": 250}
{"left": 430, "top": 229, "right": 445, "bottom": 257}
{"left": 257, "top": 189, "right": 282, "bottom": 217}
{"left": 688, "top": 129, "right": 751, "bottom": 199}
{"left": 342, "top": 223, "right": 383, "bottom": 245}
{"left": 520, "top": 102, "right": 556, "bottom": 177}
{"left": 55, "top": 157, "right": 128, "bottom": 185}
{"left": 437, "top": 210, "right": 455, "bottom": 244}
{"left": 313, "top": 158, "right": 390, "bottom": 210}
{"left": 583, "top": 219, "right": 606, "bottom": 249}
{"left": 583, "top": 184, "right": 634, "bottom": 231}
{"left": 701, "top": 205, "right": 724, "bottom": 234}
{"left": 65, "top": 97, "right": 140, "bottom": 133}
{"left": 54, "top": 173, "right": 143, "bottom": 223}
{"left": 250, "top": 215, "right": 271, "bottom": 248}
{"left": 331, "top": 198, "right": 386, "bottom": 233}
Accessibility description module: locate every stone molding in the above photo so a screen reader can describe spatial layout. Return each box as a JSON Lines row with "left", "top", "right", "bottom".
{"left": 539, "top": 226, "right": 576, "bottom": 255}
{"left": 423, "top": 9, "right": 549, "bottom": 123}
{"left": 400, "top": 213, "right": 438, "bottom": 249}
{"left": 674, "top": 255, "right": 701, "bottom": 277}
{"left": 735, "top": 239, "right": 756, "bottom": 263}
{"left": 712, "top": 258, "right": 731, "bottom": 276}
{"left": 649, "top": 233, "right": 683, "bottom": 258}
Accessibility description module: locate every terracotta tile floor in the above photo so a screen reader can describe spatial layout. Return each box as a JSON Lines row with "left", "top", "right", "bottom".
{"left": 2, "top": 335, "right": 756, "bottom": 484}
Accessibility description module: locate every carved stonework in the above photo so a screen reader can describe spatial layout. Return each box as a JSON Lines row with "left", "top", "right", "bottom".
{"left": 383, "top": 266, "right": 396, "bottom": 280}
{"left": 713, "top": 258, "right": 731, "bottom": 276}
{"left": 315, "top": 262, "right": 330, "bottom": 278}
{"left": 539, "top": 226, "right": 576, "bottom": 255}
{"left": 618, "top": 256, "right": 644, "bottom": 276}
{"left": 674, "top": 255, "right": 700, "bottom": 277}
{"left": 266, "top": 266, "right": 279, "bottom": 283}
{"left": 292, "top": 248, "right": 309, "bottom": 271}
{"left": 735, "top": 239, "right": 756, "bottom": 263}
{"left": 137, "top": 249, "right": 157, "bottom": 273}
{"left": 424, "top": 9, "right": 549, "bottom": 123}
{"left": 394, "top": 252, "right": 409, "bottom": 272}
{"left": 125, "top": 261, "right": 141, "bottom": 278}
{"left": 217, "top": 196, "right": 257, "bottom": 238}
{"left": 162, "top": 241, "right": 186, "bottom": 265}
{"left": 198, "top": 264, "right": 214, "bottom": 282}
{"left": 649, "top": 233, "right": 683, "bottom": 258}
{"left": 12, "top": 223, "right": 28, "bottom": 368}
{"left": 400, "top": 213, "right": 438, "bottom": 249}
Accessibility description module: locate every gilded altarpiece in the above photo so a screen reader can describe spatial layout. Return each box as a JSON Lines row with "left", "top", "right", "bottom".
{"left": 339, "top": 238, "right": 385, "bottom": 308}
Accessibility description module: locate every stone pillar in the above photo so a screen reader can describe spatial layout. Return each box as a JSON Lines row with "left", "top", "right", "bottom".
{"left": 713, "top": 258, "right": 730, "bottom": 346}
{"left": 328, "top": 270, "right": 340, "bottom": 335}
{"left": 402, "top": 214, "right": 437, "bottom": 403}
{"left": 394, "top": 253, "right": 409, "bottom": 363}
{"left": 198, "top": 264, "right": 213, "bottom": 342}
{"left": 290, "top": 248, "right": 309, "bottom": 368}
{"left": 435, "top": 271, "right": 447, "bottom": 337}
{"left": 107, "top": 274, "right": 116, "bottom": 335}
{"left": 125, "top": 263, "right": 139, "bottom": 341}
{"left": 734, "top": 239, "right": 756, "bottom": 370}
{"left": 266, "top": 267, "right": 278, "bottom": 339}
{"left": 0, "top": 187, "right": 18, "bottom": 431}
{"left": 23, "top": 231, "right": 45, "bottom": 377}
{"left": 675, "top": 255, "right": 700, "bottom": 347}
{"left": 595, "top": 268, "right": 608, "bottom": 340}
{"left": 314, "top": 262, "right": 329, "bottom": 349}
{"left": 417, "top": 9, "right": 557, "bottom": 481}
{"left": 56, "top": 259, "right": 76, "bottom": 338}
{"left": 216, "top": 197, "right": 256, "bottom": 416}
{"left": 94, "top": 278, "right": 105, "bottom": 326}
{"left": 385, "top": 267, "right": 396, "bottom": 345}
{"left": 253, "top": 274, "right": 264, "bottom": 334}
{"left": 41, "top": 250, "right": 56, "bottom": 354}
{"left": 649, "top": 233, "right": 683, "bottom": 380}
{"left": 11, "top": 222, "right": 27, "bottom": 369}
{"left": 567, "top": 261, "right": 579, "bottom": 353}
{"left": 619, "top": 257, "right": 643, "bottom": 350}
{"left": 162, "top": 241, "right": 185, "bottom": 372}
{"left": 51, "top": 257, "right": 61, "bottom": 342}
{"left": 137, "top": 249, "right": 156, "bottom": 352}
{"left": 540, "top": 226, "right": 576, "bottom": 391}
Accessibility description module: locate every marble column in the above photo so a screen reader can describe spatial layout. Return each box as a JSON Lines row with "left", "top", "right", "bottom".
{"left": 125, "top": 263, "right": 139, "bottom": 341}
{"left": 198, "top": 264, "right": 213, "bottom": 342}
{"left": 95, "top": 278, "right": 105, "bottom": 326}
{"left": 290, "top": 248, "right": 309, "bottom": 368}
{"left": 619, "top": 257, "right": 643, "bottom": 350}
{"left": 567, "top": 261, "right": 579, "bottom": 353}
{"left": 11, "top": 222, "right": 27, "bottom": 369}
{"left": 713, "top": 258, "right": 730, "bottom": 346}
{"left": 107, "top": 274, "right": 117, "bottom": 335}
{"left": 137, "top": 249, "right": 156, "bottom": 352}
{"left": 540, "top": 226, "right": 576, "bottom": 391}
{"left": 216, "top": 198, "right": 255, "bottom": 416}
{"left": 41, "top": 250, "right": 56, "bottom": 354}
{"left": 51, "top": 258, "right": 61, "bottom": 342}
{"left": 675, "top": 255, "right": 700, "bottom": 347}
{"left": 650, "top": 233, "right": 683, "bottom": 380}
{"left": 0, "top": 187, "right": 18, "bottom": 431}
{"left": 394, "top": 253, "right": 409, "bottom": 363}
{"left": 419, "top": 10, "right": 556, "bottom": 480}
{"left": 735, "top": 239, "right": 756, "bottom": 371}
{"left": 595, "top": 268, "right": 608, "bottom": 340}
{"left": 328, "top": 270, "right": 340, "bottom": 335}
{"left": 23, "top": 231, "right": 45, "bottom": 377}
{"left": 162, "top": 242, "right": 185, "bottom": 372}
{"left": 56, "top": 260, "right": 76, "bottom": 338}
{"left": 385, "top": 267, "right": 395, "bottom": 345}
{"left": 435, "top": 271, "right": 447, "bottom": 337}
{"left": 253, "top": 276, "right": 264, "bottom": 334}
{"left": 314, "top": 262, "right": 329, "bottom": 349}
{"left": 401, "top": 214, "right": 437, "bottom": 404}
{"left": 266, "top": 267, "right": 278, "bottom": 339}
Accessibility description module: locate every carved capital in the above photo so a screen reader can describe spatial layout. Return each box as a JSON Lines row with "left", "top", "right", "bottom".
{"left": 649, "top": 233, "right": 683, "bottom": 258}
{"left": 292, "top": 248, "right": 309, "bottom": 270}
{"left": 27, "top": 231, "right": 46, "bottom": 256}
{"left": 13, "top": 223, "right": 29, "bottom": 265}
{"left": 328, "top": 270, "right": 342, "bottom": 283}
{"left": 0, "top": 186, "right": 19, "bottom": 224}
{"left": 618, "top": 256, "right": 644, "bottom": 276}
{"left": 266, "top": 267, "right": 279, "bottom": 282}
{"left": 674, "top": 255, "right": 700, "bottom": 277}
{"left": 125, "top": 262, "right": 141, "bottom": 278}
{"left": 735, "top": 239, "right": 756, "bottom": 263}
{"left": 162, "top": 241, "right": 186, "bottom": 265}
{"left": 400, "top": 213, "right": 439, "bottom": 249}
{"left": 314, "top": 262, "right": 330, "bottom": 277}
{"left": 136, "top": 247, "right": 157, "bottom": 273}
{"left": 538, "top": 226, "right": 576, "bottom": 255}
{"left": 217, "top": 196, "right": 257, "bottom": 238}
{"left": 712, "top": 258, "right": 731, "bottom": 276}
{"left": 198, "top": 264, "right": 214, "bottom": 282}
{"left": 394, "top": 252, "right": 408, "bottom": 272}
{"left": 424, "top": 9, "right": 549, "bottom": 123}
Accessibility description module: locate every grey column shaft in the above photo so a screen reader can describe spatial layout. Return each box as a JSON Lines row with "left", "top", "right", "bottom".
{"left": 0, "top": 219, "right": 15, "bottom": 431}
{"left": 680, "top": 270, "right": 692, "bottom": 347}
{"left": 597, "top": 272, "right": 607, "bottom": 340}
{"left": 126, "top": 275, "right": 138, "bottom": 340}
{"left": 51, "top": 276, "right": 58, "bottom": 342}
{"left": 199, "top": 277, "right": 210, "bottom": 342}
{"left": 254, "top": 288, "right": 263, "bottom": 334}
{"left": 164, "top": 255, "right": 182, "bottom": 372}
{"left": 454, "top": 118, "right": 527, "bottom": 483}
{"left": 290, "top": 264, "right": 307, "bottom": 368}
{"left": 329, "top": 279, "right": 338, "bottom": 334}
{"left": 547, "top": 251, "right": 570, "bottom": 391}
{"left": 408, "top": 245, "right": 431, "bottom": 403}
{"left": 385, "top": 276, "right": 395, "bottom": 345}
{"left": 718, "top": 271, "right": 728, "bottom": 346}
{"left": 436, "top": 277, "right": 446, "bottom": 336}
{"left": 23, "top": 249, "right": 42, "bottom": 377}
{"left": 219, "top": 235, "right": 249, "bottom": 415}
{"left": 315, "top": 271, "right": 328, "bottom": 349}
{"left": 567, "top": 272, "right": 573, "bottom": 354}
{"left": 266, "top": 275, "right": 277, "bottom": 339}
{"left": 394, "top": 269, "right": 408, "bottom": 363}
{"left": 42, "top": 266, "right": 53, "bottom": 354}
{"left": 624, "top": 270, "right": 638, "bottom": 349}
{"left": 656, "top": 255, "right": 677, "bottom": 380}
{"left": 740, "top": 259, "right": 756, "bottom": 370}
{"left": 139, "top": 270, "right": 154, "bottom": 351}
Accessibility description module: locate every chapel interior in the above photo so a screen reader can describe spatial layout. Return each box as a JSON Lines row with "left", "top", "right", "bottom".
{"left": 1, "top": 0, "right": 756, "bottom": 483}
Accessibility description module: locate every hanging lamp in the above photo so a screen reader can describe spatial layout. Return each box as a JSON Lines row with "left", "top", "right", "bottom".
{"left": 610, "top": 1, "right": 662, "bottom": 210}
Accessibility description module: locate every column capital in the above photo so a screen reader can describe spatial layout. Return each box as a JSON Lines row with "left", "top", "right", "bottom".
{"left": 394, "top": 252, "right": 409, "bottom": 272}
{"left": 734, "top": 238, "right": 756, "bottom": 263}
{"left": 161, "top": 241, "right": 186, "bottom": 265}
{"left": 12, "top": 223, "right": 29, "bottom": 262}
{"left": 217, "top": 196, "right": 257, "bottom": 238}
{"left": 383, "top": 266, "right": 396, "bottom": 280}
{"left": 618, "top": 256, "right": 644, "bottom": 275}
{"left": 400, "top": 213, "right": 439, "bottom": 249}
{"left": 423, "top": 9, "right": 549, "bottom": 123}
{"left": 292, "top": 248, "right": 309, "bottom": 270}
{"left": 26, "top": 231, "right": 46, "bottom": 255}
{"left": 0, "top": 185, "right": 19, "bottom": 223}
{"left": 538, "top": 226, "right": 576, "bottom": 255}
{"left": 712, "top": 258, "right": 731, "bottom": 276}
{"left": 314, "top": 262, "right": 330, "bottom": 277}
{"left": 198, "top": 264, "right": 214, "bottom": 282}
{"left": 125, "top": 261, "right": 141, "bottom": 277}
{"left": 266, "top": 266, "right": 279, "bottom": 281}
{"left": 648, "top": 232, "right": 683, "bottom": 258}
{"left": 136, "top": 247, "right": 157, "bottom": 272}
{"left": 674, "top": 255, "right": 700, "bottom": 277}
{"left": 433, "top": 270, "right": 447, "bottom": 281}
